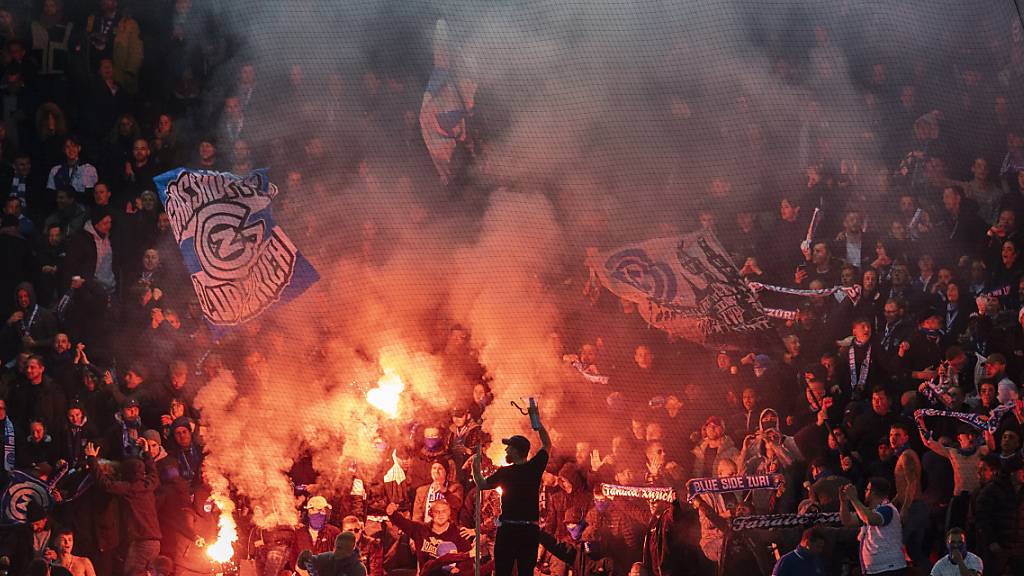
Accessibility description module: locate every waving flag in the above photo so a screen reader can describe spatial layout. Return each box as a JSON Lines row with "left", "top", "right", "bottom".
{"left": 154, "top": 168, "right": 319, "bottom": 328}
{"left": 421, "top": 19, "right": 476, "bottom": 185}
{"left": 1, "top": 470, "right": 52, "bottom": 525}
{"left": 588, "top": 230, "right": 770, "bottom": 343}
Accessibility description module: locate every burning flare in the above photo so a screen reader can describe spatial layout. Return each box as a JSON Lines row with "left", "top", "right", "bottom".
{"left": 367, "top": 367, "right": 405, "bottom": 417}
{"left": 206, "top": 493, "right": 238, "bottom": 564}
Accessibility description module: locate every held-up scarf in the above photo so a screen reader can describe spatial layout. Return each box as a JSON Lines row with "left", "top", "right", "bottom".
{"left": 731, "top": 511, "right": 842, "bottom": 531}
{"left": 747, "top": 282, "right": 863, "bottom": 306}
{"left": 571, "top": 360, "right": 610, "bottom": 384}
{"left": 600, "top": 483, "right": 676, "bottom": 503}
{"left": 685, "top": 474, "right": 782, "bottom": 502}
{"left": 2, "top": 418, "right": 14, "bottom": 472}
{"left": 849, "top": 343, "right": 871, "bottom": 393}
{"left": 914, "top": 404, "right": 1013, "bottom": 440}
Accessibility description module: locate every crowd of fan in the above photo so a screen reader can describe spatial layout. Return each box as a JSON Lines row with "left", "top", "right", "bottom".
{"left": 2, "top": 2, "right": 1024, "bottom": 576}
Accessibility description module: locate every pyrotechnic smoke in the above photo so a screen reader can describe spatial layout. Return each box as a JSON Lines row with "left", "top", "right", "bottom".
{"left": 180, "top": 0, "right": 1023, "bottom": 526}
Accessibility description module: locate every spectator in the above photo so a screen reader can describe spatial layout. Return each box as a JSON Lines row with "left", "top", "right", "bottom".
{"left": 46, "top": 136, "right": 97, "bottom": 198}
{"left": 929, "top": 527, "right": 982, "bottom": 576}
{"left": 296, "top": 531, "right": 367, "bottom": 576}
{"left": 85, "top": 440, "right": 160, "bottom": 575}
{"left": 47, "top": 528, "right": 97, "bottom": 576}
{"left": 288, "top": 495, "right": 343, "bottom": 573}
{"left": 771, "top": 527, "right": 826, "bottom": 576}
{"left": 840, "top": 478, "right": 907, "bottom": 575}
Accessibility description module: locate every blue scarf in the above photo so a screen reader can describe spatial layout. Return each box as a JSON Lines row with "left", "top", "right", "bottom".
{"left": 177, "top": 444, "right": 202, "bottom": 483}
{"left": 2, "top": 418, "right": 14, "bottom": 472}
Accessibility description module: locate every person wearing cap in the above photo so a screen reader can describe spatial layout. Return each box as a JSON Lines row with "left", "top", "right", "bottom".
{"left": 691, "top": 415, "right": 739, "bottom": 480}
{"left": 446, "top": 403, "right": 482, "bottom": 480}
{"left": 472, "top": 404, "right": 552, "bottom": 576}
{"left": 288, "top": 495, "right": 342, "bottom": 573}
{"left": 413, "top": 459, "right": 464, "bottom": 524}
{"left": 167, "top": 416, "right": 201, "bottom": 484}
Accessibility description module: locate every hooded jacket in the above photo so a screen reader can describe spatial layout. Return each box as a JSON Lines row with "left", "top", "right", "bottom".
{"left": 304, "top": 547, "right": 368, "bottom": 576}
{"left": 90, "top": 452, "right": 161, "bottom": 541}
{"left": 64, "top": 220, "right": 118, "bottom": 292}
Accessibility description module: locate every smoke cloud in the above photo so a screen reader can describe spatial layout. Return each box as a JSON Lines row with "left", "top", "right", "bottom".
{"left": 175, "top": 0, "right": 1023, "bottom": 525}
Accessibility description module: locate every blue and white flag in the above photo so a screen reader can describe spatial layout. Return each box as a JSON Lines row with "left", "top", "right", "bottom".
{"left": 1, "top": 470, "right": 52, "bottom": 525}
{"left": 588, "top": 230, "right": 770, "bottom": 343}
{"left": 420, "top": 19, "right": 475, "bottom": 185}
{"left": 154, "top": 168, "right": 319, "bottom": 327}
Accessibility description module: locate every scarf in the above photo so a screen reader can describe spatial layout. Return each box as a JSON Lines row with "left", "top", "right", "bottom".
{"left": 66, "top": 418, "right": 88, "bottom": 468}
{"left": 121, "top": 418, "right": 142, "bottom": 457}
{"left": 685, "top": 474, "right": 782, "bottom": 502}
{"left": 731, "top": 511, "right": 842, "bottom": 531}
{"left": 2, "top": 418, "right": 14, "bottom": 472}
{"left": 881, "top": 320, "right": 903, "bottom": 351}
{"left": 177, "top": 444, "right": 201, "bottom": 482}
{"left": 747, "top": 282, "right": 862, "bottom": 305}
{"left": 914, "top": 405, "right": 1012, "bottom": 440}
{"left": 920, "top": 327, "right": 943, "bottom": 343}
{"left": 849, "top": 343, "right": 871, "bottom": 392}
{"left": 18, "top": 305, "right": 38, "bottom": 337}
{"left": 599, "top": 483, "right": 676, "bottom": 503}
{"left": 424, "top": 482, "right": 447, "bottom": 523}
{"left": 53, "top": 162, "right": 78, "bottom": 191}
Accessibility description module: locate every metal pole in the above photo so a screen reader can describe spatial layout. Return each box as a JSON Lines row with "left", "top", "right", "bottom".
{"left": 475, "top": 443, "right": 482, "bottom": 576}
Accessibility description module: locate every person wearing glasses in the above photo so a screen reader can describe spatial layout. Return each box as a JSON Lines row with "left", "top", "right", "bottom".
{"left": 341, "top": 515, "right": 382, "bottom": 576}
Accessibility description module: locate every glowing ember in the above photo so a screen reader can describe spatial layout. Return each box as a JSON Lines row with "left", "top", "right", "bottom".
{"left": 367, "top": 368, "right": 405, "bottom": 417}
{"left": 206, "top": 495, "right": 238, "bottom": 563}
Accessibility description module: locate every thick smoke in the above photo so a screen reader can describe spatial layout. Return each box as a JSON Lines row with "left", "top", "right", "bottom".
{"left": 177, "top": 0, "right": 1022, "bottom": 525}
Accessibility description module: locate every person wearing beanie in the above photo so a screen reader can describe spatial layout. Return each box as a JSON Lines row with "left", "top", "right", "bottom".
{"left": 167, "top": 416, "right": 201, "bottom": 485}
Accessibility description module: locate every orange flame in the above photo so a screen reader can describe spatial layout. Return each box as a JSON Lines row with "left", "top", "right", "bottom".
{"left": 367, "top": 368, "right": 405, "bottom": 417}
{"left": 206, "top": 494, "right": 237, "bottom": 563}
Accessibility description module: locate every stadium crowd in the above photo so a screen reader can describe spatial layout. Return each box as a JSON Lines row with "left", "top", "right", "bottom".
{"left": 1, "top": 1, "right": 1024, "bottom": 576}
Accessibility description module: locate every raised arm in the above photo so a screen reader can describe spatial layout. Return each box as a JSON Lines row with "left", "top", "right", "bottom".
{"left": 537, "top": 422, "right": 552, "bottom": 453}
{"left": 840, "top": 484, "right": 883, "bottom": 526}
{"left": 918, "top": 423, "right": 950, "bottom": 460}
{"left": 472, "top": 454, "right": 490, "bottom": 491}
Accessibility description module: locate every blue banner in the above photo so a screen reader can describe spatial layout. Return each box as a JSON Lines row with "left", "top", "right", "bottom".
{"left": 1, "top": 470, "right": 53, "bottom": 525}
{"left": 154, "top": 168, "right": 319, "bottom": 328}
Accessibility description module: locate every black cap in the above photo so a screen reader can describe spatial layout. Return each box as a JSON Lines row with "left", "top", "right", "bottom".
{"left": 502, "top": 435, "right": 530, "bottom": 454}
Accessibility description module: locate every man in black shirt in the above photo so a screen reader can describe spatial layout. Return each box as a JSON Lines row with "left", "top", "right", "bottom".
{"left": 472, "top": 411, "right": 552, "bottom": 576}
